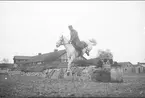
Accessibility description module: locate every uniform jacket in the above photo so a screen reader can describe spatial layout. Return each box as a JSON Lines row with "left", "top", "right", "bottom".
{"left": 70, "top": 29, "right": 80, "bottom": 43}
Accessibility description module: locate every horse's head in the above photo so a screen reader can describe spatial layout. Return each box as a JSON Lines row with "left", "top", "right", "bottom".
{"left": 56, "top": 35, "right": 64, "bottom": 48}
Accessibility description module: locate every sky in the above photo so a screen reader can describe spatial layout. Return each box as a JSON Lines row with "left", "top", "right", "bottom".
{"left": 0, "top": 1, "right": 145, "bottom": 64}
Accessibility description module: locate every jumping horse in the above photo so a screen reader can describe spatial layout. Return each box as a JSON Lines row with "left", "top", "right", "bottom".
{"left": 56, "top": 35, "right": 96, "bottom": 76}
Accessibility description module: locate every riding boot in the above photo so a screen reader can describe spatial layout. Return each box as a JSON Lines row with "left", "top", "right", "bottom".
{"left": 78, "top": 50, "right": 82, "bottom": 57}
{"left": 86, "top": 50, "right": 89, "bottom": 56}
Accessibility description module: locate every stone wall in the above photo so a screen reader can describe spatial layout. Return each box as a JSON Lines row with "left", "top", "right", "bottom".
{"left": 91, "top": 69, "right": 111, "bottom": 82}
{"left": 2, "top": 64, "right": 123, "bottom": 83}
{"left": 90, "top": 64, "right": 123, "bottom": 83}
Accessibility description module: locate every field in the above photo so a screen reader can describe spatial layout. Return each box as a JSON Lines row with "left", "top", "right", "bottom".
{"left": 0, "top": 71, "right": 145, "bottom": 98}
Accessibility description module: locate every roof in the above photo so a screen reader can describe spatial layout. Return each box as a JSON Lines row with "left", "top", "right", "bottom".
{"left": 133, "top": 64, "right": 145, "bottom": 67}
{"left": 118, "top": 62, "right": 133, "bottom": 66}
{"left": 141, "top": 65, "right": 145, "bottom": 67}
{"left": 132, "top": 62, "right": 145, "bottom": 67}
{"left": 138, "top": 62, "right": 145, "bottom": 65}
{"left": 13, "top": 56, "right": 31, "bottom": 60}
{"left": 22, "top": 50, "right": 66, "bottom": 64}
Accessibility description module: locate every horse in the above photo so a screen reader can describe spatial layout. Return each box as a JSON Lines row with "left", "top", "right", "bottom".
{"left": 56, "top": 35, "right": 97, "bottom": 76}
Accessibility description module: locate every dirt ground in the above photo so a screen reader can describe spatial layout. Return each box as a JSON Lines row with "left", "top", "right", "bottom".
{"left": 0, "top": 72, "right": 145, "bottom": 98}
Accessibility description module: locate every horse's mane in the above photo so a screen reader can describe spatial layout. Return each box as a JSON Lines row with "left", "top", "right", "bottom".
{"left": 62, "top": 35, "right": 69, "bottom": 43}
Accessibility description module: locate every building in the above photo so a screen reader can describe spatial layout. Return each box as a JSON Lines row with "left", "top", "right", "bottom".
{"left": 138, "top": 62, "right": 145, "bottom": 67}
{"left": 133, "top": 65, "right": 144, "bottom": 73}
{"left": 13, "top": 49, "right": 86, "bottom": 70}
{"left": 117, "top": 62, "right": 145, "bottom": 74}
{"left": 13, "top": 50, "right": 66, "bottom": 65}
{"left": 118, "top": 62, "right": 133, "bottom": 73}
{"left": 133, "top": 62, "right": 145, "bottom": 73}
{"left": 0, "top": 63, "right": 13, "bottom": 70}
{"left": 138, "top": 62, "right": 145, "bottom": 73}
{"left": 13, "top": 56, "right": 31, "bottom": 65}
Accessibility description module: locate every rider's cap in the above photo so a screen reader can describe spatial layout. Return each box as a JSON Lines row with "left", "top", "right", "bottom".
{"left": 68, "top": 25, "right": 73, "bottom": 28}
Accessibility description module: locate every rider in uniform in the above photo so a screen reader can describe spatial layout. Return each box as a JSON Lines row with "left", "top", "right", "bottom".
{"left": 68, "top": 25, "right": 89, "bottom": 56}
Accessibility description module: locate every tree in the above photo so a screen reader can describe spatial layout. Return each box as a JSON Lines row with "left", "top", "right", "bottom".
{"left": 97, "top": 49, "right": 113, "bottom": 64}
{"left": 97, "top": 49, "right": 113, "bottom": 60}
{"left": 0, "top": 58, "right": 9, "bottom": 63}
{"left": 38, "top": 53, "right": 42, "bottom": 55}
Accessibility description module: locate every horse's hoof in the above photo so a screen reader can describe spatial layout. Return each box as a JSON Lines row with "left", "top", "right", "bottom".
{"left": 67, "top": 72, "right": 70, "bottom": 76}
{"left": 86, "top": 52, "right": 89, "bottom": 56}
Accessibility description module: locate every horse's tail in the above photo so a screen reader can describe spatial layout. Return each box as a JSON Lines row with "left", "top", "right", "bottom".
{"left": 89, "top": 38, "right": 97, "bottom": 46}
{"left": 92, "top": 43, "right": 97, "bottom": 46}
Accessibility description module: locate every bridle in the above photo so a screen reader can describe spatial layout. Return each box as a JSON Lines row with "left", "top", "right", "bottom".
{"left": 60, "top": 35, "right": 70, "bottom": 45}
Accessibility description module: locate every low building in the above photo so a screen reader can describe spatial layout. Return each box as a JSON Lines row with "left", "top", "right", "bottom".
{"left": 0, "top": 63, "right": 13, "bottom": 70}
{"left": 133, "top": 62, "right": 145, "bottom": 73}
{"left": 138, "top": 62, "right": 145, "bottom": 68}
{"left": 13, "top": 56, "right": 31, "bottom": 65}
{"left": 118, "top": 62, "right": 145, "bottom": 74}
{"left": 134, "top": 65, "right": 144, "bottom": 73}
{"left": 118, "top": 62, "right": 134, "bottom": 73}
{"left": 13, "top": 49, "right": 86, "bottom": 72}
{"left": 13, "top": 50, "right": 67, "bottom": 66}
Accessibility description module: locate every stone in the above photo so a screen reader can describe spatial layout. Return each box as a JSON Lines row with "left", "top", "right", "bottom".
{"left": 58, "top": 68, "right": 65, "bottom": 79}
{"left": 51, "top": 69, "right": 61, "bottom": 79}
{"left": 111, "top": 67, "right": 123, "bottom": 82}
{"left": 91, "top": 69, "right": 111, "bottom": 82}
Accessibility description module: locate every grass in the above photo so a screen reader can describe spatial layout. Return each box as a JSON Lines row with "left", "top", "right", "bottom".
{"left": 0, "top": 71, "right": 145, "bottom": 97}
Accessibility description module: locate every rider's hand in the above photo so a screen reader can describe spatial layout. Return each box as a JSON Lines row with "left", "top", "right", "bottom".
{"left": 68, "top": 40, "right": 71, "bottom": 44}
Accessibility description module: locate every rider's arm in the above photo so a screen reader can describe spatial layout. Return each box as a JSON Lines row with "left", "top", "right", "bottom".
{"left": 70, "top": 30, "right": 75, "bottom": 42}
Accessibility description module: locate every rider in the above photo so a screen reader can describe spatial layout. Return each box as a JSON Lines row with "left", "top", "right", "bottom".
{"left": 68, "top": 25, "right": 89, "bottom": 56}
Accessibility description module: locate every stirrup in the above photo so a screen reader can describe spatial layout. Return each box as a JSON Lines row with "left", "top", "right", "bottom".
{"left": 67, "top": 72, "right": 70, "bottom": 76}
{"left": 86, "top": 51, "right": 89, "bottom": 56}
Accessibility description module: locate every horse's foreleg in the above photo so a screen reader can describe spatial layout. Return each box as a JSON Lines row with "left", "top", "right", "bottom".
{"left": 67, "top": 60, "right": 71, "bottom": 72}
{"left": 66, "top": 57, "right": 71, "bottom": 76}
{"left": 67, "top": 56, "right": 74, "bottom": 76}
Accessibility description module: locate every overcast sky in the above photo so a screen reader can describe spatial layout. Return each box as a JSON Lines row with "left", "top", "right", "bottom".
{"left": 0, "top": 1, "right": 145, "bottom": 64}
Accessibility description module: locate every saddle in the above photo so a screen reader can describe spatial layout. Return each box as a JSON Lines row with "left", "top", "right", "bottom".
{"left": 71, "top": 41, "right": 88, "bottom": 57}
